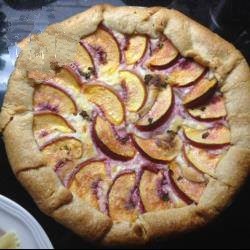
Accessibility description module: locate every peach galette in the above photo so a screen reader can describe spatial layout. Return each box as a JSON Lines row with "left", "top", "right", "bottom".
{"left": 1, "top": 5, "right": 250, "bottom": 246}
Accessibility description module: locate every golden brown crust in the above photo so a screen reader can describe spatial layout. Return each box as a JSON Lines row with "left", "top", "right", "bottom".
{"left": 52, "top": 197, "right": 112, "bottom": 241}
{"left": 221, "top": 59, "right": 250, "bottom": 148}
{"left": 0, "top": 64, "right": 35, "bottom": 132}
{"left": 46, "top": 4, "right": 104, "bottom": 40}
{"left": 3, "top": 113, "right": 45, "bottom": 173}
{"left": 140, "top": 205, "right": 205, "bottom": 240}
{"left": 215, "top": 146, "right": 250, "bottom": 186}
{"left": 223, "top": 91, "right": 250, "bottom": 149}
{"left": 18, "top": 35, "right": 35, "bottom": 50}
{"left": 1, "top": 4, "right": 250, "bottom": 245}
{"left": 103, "top": 5, "right": 162, "bottom": 37}
{"left": 17, "top": 166, "right": 72, "bottom": 214}
{"left": 198, "top": 179, "right": 235, "bottom": 218}
{"left": 0, "top": 69, "right": 34, "bottom": 119}
{"left": 0, "top": 107, "right": 13, "bottom": 133}
{"left": 229, "top": 115, "right": 250, "bottom": 149}
{"left": 102, "top": 220, "right": 148, "bottom": 245}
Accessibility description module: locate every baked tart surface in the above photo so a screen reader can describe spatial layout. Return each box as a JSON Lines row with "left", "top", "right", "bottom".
{"left": 1, "top": 5, "right": 250, "bottom": 245}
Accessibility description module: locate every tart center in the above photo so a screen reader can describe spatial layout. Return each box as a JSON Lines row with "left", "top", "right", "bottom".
{"left": 32, "top": 26, "right": 230, "bottom": 222}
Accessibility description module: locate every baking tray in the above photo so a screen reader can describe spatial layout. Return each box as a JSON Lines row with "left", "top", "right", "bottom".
{"left": 0, "top": 0, "right": 250, "bottom": 249}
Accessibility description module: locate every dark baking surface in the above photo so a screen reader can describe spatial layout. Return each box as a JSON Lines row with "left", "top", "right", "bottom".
{"left": 0, "top": 0, "right": 249, "bottom": 249}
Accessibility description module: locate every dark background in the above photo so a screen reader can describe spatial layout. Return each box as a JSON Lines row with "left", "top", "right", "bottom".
{"left": 0, "top": 0, "right": 249, "bottom": 249}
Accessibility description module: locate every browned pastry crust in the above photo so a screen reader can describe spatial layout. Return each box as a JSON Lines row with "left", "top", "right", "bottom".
{"left": 0, "top": 4, "right": 250, "bottom": 245}
{"left": 18, "top": 166, "right": 72, "bottom": 214}
{"left": 3, "top": 113, "right": 45, "bottom": 173}
{"left": 52, "top": 198, "right": 112, "bottom": 241}
{"left": 102, "top": 220, "right": 148, "bottom": 245}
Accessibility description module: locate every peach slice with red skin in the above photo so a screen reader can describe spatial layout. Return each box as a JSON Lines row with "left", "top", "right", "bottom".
{"left": 55, "top": 160, "right": 77, "bottom": 186}
{"left": 82, "top": 28, "right": 120, "bottom": 76}
{"left": 188, "top": 96, "right": 227, "bottom": 120}
{"left": 75, "top": 42, "right": 94, "bottom": 76}
{"left": 183, "top": 78, "right": 217, "bottom": 108}
{"left": 133, "top": 133, "right": 182, "bottom": 164}
{"left": 148, "top": 40, "right": 178, "bottom": 69}
{"left": 51, "top": 67, "right": 81, "bottom": 91}
{"left": 184, "top": 145, "right": 221, "bottom": 176}
{"left": 136, "top": 85, "right": 173, "bottom": 131}
{"left": 184, "top": 125, "right": 230, "bottom": 148}
{"left": 125, "top": 35, "right": 147, "bottom": 65}
{"left": 30, "top": 66, "right": 82, "bottom": 90}
{"left": 42, "top": 136, "right": 83, "bottom": 183}
{"left": 34, "top": 83, "right": 77, "bottom": 115}
{"left": 69, "top": 160, "right": 109, "bottom": 211}
{"left": 140, "top": 170, "right": 172, "bottom": 212}
{"left": 138, "top": 84, "right": 160, "bottom": 118}
{"left": 108, "top": 172, "right": 138, "bottom": 221}
{"left": 119, "top": 70, "right": 147, "bottom": 112}
{"left": 178, "top": 160, "right": 206, "bottom": 183}
{"left": 41, "top": 136, "right": 83, "bottom": 161}
{"left": 167, "top": 59, "right": 205, "bottom": 87}
{"left": 169, "top": 163, "right": 206, "bottom": 203}
{"left": 33, "top": 112, "right": 75, "bottom": 144}
{"left": 83, "top": 84, "right": 124, "bottom": 125}
{"left": 93, "top": 116, "right": 136, "bottom": 161}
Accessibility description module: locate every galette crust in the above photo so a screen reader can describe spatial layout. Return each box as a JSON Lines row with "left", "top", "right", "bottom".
{"left": 102, "top": 220, "right": 148, "bottom": 245}
{"left": 0, "top": 4, "right": 249, "bottom": 245}
{"left": 3, "top": 113, "right": 45, "bottom": 173}
{"left": 139, "top": 205, "right": 206, "bottom": 240}
{"left": 52, "top": 197, "right": 112, "bottom": 241}
{"left": 17, "top": 166, "right": 72, "bottom": 214}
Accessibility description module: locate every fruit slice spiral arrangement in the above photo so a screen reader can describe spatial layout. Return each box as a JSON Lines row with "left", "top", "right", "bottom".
{"left": 32, "top": 27, "right": 230, "bottom": 222}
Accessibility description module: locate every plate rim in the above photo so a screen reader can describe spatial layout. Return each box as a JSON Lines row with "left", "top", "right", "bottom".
{"left": 0, "top": 195, "right": 54, "bottom": 249}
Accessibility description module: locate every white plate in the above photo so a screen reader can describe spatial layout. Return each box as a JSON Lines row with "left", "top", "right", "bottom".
{"left": 0, "top": 195, "right": 53, "bottom": 249}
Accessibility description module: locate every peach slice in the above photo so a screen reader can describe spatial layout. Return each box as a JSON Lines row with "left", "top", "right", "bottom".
{"left": 55, "top": 160, "right": 77, "bottom": 186}
{"left": 140, "top": 170, "right": 172, "bottom": 212}
{"left": 33, "top": 113, "right": 75, "bottom": 143}
{"left": 29, "top": 67, "right": 82, "bottom": 90}
{"left": 178, "top": 160, "right": 206, "bottom": 183}
{"left": 188, "top": 96, "right": 227, "bottom": 120}
{"left": 169, "top": 162, "right": 206, "bottom": 203}
{"left": 82, "top": 28, "right": 120, "bottom": 76}
{"left": 34, "top": 84, "right": 77, "bottom": 115}
{"left": 148, "top": 40, "right": 178, "bottom": 68}
{"left": 109, "top": 172, "right": 138, "bottom": 221}
{"left": 42, "top": 136, "right": 83, "bottom": 163}
{"left": 52, "top": 68, "right": 81, "bottom": 92}
{"left": 183, "top": 78, "right": 217, "bottom": 108}
{"left": 138, "top": 84, "right": 160, "bottom": 118}
{"left": 75, "top": 43, "right": 94, "bottom": 76}
{"left": 167, "top": 59, "right": 205, "bottom": 87}
{"left": 70, "top": 161, "right": 109, "bottom": 211}
{"left": 184, "top": 145, "right": 221, "bottom": 176}
{"left": 119, "top": 70, "right": 146, "bottom": 112}
{"left": 183, "top": 125, "right": 230, "bottom": 147}
{"left": 83, "top": 84, "right": 124, "bottom": 125}
{"left": 125, "top": 35, "right": 147, "bottom": 65}
{"left": 133, "top": 133, "right": 182, "bottom": 164}
{"left": 136, "top": 85, "right": 173, "bottom": 130}
{"left": 93, "top": 116, "right": 136, "bottom": 161}
{"left": 41, "top": 137, "right": 83, "bottom": 185}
